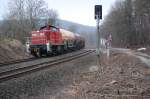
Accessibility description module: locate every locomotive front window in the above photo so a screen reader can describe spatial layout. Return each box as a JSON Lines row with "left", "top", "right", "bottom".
{"left": 32, "top": 32, "right": 45, "bottom": 36}
{"left": 51, "top": 27, "right": 57, "bottom": 32}
{"left": 32, "top": 33, "right": 37, "bottom": 36}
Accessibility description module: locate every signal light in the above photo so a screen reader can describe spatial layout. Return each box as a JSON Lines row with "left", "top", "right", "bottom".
{"left": 95, "top": 5, "right": 102, "bottom": 19}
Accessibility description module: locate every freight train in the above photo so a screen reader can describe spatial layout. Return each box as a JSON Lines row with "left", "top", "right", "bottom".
{"left": 26, "top": 25, "right": 85, "bottom": 57}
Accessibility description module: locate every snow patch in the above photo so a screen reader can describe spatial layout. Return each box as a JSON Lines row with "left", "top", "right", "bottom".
{"left": 137, "top": 48, "right": 146, "bottom": 51}
{"left": 89, "top": 65, "right": 99, "bottom": 72}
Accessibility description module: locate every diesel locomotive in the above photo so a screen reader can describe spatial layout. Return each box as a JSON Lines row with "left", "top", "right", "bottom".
{"left": 26, "top": 25, "right": 85, "bottom": 57}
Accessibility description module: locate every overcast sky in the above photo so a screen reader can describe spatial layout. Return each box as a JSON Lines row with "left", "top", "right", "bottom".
{"left": 0, "top": 0, "right": 116, "bottom": 26}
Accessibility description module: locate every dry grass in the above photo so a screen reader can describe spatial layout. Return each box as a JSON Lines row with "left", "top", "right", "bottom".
{"left": 0, "top": 52, "right": 150, "bottom": 99}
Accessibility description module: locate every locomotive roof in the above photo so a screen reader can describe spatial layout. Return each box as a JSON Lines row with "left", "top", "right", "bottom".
{"left": 60, "top": 29, "right": 75, "bottom": 39}
{"left": 39, "top": 25, "right": 58, "bottom": 30}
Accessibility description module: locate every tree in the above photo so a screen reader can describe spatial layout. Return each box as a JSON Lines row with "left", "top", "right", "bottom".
{"left": 4, "top": 0, "right": 27, "bottom": 41}
{"left": 134, "top": 0, "right": 150, "bottom": 46}
{"left": 1, "top": 0, "right": 58, "bottom": 43}
{"left": 46, "top": 9, "right": 58, "bottom": 26}
{"left": 100, "top": 0, "right": 136, "bottom": 47}
{"left": 7, "top": 0, "right": 25, "bottom": 20}
{"left": 26, "top": 0, "right": 48, "bottom": 29}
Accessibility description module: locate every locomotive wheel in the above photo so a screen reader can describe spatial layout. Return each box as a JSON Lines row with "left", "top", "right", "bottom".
{"left": 56, "top": 46, "right": 61, "bottom": 54}
{"left": 33, "top": 48, "right": 42, "bottom": 57}
{"left": 33, "top": 53, "right": 38, "bottom": 57}
{"left": 36, "top": 50, "right": 41, "bottom": 57}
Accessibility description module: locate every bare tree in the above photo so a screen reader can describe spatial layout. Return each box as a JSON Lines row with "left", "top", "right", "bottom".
{"left": 100, "top": 0, "right": 136, "bottom": 47}
{"left": 3, "top": 0, "right": 26, "bottom": 41}
{"left": 1, "top": 0, "right": 59, "bottom": 43}
{"left": 8, "top": 0, "right": 25, "bottom": 20}
{"left": 26, "top": 0, "right": 48, "bottom": 29}
{"left": 134, "top": 0, "right": 150, "bottom": 46}
{"left": 46, "top": 9, "right": 58, "bottom": 25}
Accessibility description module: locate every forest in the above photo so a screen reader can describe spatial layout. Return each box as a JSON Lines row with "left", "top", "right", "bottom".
{"left": 101, "top": 0, "right": 150, "bottom": 47}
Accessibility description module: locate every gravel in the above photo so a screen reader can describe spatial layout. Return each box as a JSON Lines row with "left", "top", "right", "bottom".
{"left": 0, "top": 50, "right": 95, "bottom": 99}
{"left": 0, "top": 50, "right": 150, "bottom": 99}
{"left": 0, "top": 50, "right": 85, "bottom": 73}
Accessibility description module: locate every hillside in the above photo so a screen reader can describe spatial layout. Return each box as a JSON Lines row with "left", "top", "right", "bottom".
{"left": 37, "top": 19, "right": 96, "bottom": 34}
{"left": 0, "top": 39, "right": 30, "bottom": 63}
{"left": 58, "top": 19, "right": 96, "bottom": 34}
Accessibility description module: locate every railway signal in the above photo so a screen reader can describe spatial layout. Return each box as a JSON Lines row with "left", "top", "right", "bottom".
{"left": 95, "top": 5, "right": 102, "bottom": 65}
{"left": 95, "top": 5, "right": 102, "bottom": 19}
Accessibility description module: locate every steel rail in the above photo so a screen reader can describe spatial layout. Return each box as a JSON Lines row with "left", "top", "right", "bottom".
{"left": 0, "top": 50, "right": 86, "bottom": 67}
{"left": 0, "top": 50, "right": 94, "bottom": 83}
{"left": 0, "top": 57, "right": 36, "bottom": 67}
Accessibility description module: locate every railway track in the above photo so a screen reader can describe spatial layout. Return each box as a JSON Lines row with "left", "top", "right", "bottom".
{"left": 0, "top": 50, "right": 87, "bottom": 67}
{"left": 0, "top": 57, "right": 36, "bottom": 67}
{"left": 0, "top": 49, "right": 94, "bottom": 83}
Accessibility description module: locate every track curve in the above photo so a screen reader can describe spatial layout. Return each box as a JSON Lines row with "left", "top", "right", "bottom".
{"left": 0, "top": 49, "right": 94, "bottom": 83}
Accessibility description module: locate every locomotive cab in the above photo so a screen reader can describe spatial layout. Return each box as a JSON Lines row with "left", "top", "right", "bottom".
{"left": 29, "top": 25, "right": 63, "bottom": 57}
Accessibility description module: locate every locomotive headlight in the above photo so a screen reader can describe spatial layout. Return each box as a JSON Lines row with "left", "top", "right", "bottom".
{"left": 46, "top": 42, "right": 51, "bottom": 52}
{"left": 26, "top": 42, "right": 30, "bottom": 53}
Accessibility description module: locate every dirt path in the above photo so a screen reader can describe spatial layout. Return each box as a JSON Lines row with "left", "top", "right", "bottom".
{"left": 50, "top": 48, "right": 150, "bottom": 99}
{"left": 112, "top": 47, "right": 150, "bottom": 67}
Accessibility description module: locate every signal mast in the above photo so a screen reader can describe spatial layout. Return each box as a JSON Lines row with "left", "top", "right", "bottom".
{"left": 94, "top": 4, "right": 102, "bottom": 65}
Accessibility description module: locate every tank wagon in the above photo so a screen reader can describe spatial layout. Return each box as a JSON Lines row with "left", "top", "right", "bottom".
{"left": 26, "top": 25, "right": 85, "bottom": 57}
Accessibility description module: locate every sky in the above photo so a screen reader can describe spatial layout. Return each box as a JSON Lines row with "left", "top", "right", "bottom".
{"left": 0, "top": 0, "right": 116, "bottom": 26}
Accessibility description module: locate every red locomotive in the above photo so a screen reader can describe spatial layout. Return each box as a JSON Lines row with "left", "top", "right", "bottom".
{"left": 26, "top": 25, "right": 85, "bottom": 57}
